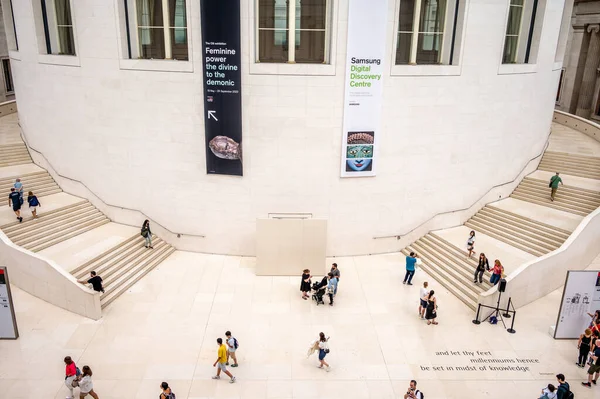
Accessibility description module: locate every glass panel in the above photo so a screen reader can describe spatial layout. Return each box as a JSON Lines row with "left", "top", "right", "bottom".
{"left": 295, "top": 30, "right": 325, "bottom": 63}
{"left": 2, "top": 60, "right": 13, "bottom": 93}
{"left": 55, "top": 0, "right": 72, "bottom": 26}
{"left": 259, "top": 0, "right": 288, "bottom": 29}
{"left": 502, "top": 36, "right": 518, "bottom": 63}
{"left": 138, "top": 28, "right": 165, "bottom": 59}
{"left": 169, "top": 0, "right": 187, "bottom": 46}
{"left": 57, "top": 26, "right": 75, "bottom": 55}
{"left": 419, "top": 0, "right": 446, "bottom": 34}
{"left": 505, "top": 5, "right": 523, "bottom": 36}
{"left": 170, "top": 29, "right": 188, "bottom": 60}
{"left": 258, "top": 30, "right": 288, "bottom": 62}
{"left": 399, "top": 0, "right": 416, "bottom": 31}
{"left": 416, "top": 33, "right": 442, "bottom": 64}
{"left": 510, "top": 0, "right": 524, "bottom": 5}
{"left": 137, "top": 0, "right": 164, "bottom": 27}
{"left": 396, "top": 32, "right": 412, "bottom": 64}
{"left": 297, "top": 0, "right": 326, "bottom": 30}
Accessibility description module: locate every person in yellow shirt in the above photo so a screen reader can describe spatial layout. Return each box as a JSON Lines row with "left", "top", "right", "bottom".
{"left": 212, "top": 338, "right": 236, "bottom": 383}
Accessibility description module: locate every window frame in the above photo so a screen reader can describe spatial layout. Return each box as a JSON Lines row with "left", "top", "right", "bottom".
{"left": 391, "top": 0, "right": 468, "bottom": 76}
{"left": 31, "top": 0, "right": 80, "bottom": 66}
{"left": 115, "top": 0, "right": 194, "bottom": 72}
{"left": 1, "top": 58, "right": 14, "bottom": 95}
{"left": 553, "top": 0, "right": 573, "bottom": 69}
{"left": 0, "top": 0, "right": 19, "bottom": 52}
{"left": 250, "top": 0, "right": 338, "bottom": 76}
{"left": 39, "top": 0, "right": 77, "bottom": 56}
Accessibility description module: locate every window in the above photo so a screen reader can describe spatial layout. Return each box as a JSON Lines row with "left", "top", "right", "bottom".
{"left": 124, "top": 0, "right": 188, "bottom": 61}
{"left": 395, "top": 0, "right": 462, "bottom": 65}
{"left": 39, "top": 0, "right": 76, "bottom": 55}
{"left": 257, "top": 0, "right": 329, "bottom": 64}
{"left": 556, "top": 68, "right": 564, "bottom": 104}
{"left": 554, "top": 0, "right": 573, "bottom": 63}
{"left": 1, "top": 59, "right": 13, "bottom": 94}
{"left": 502, "top": 0, "right": 540, "bottom": 64}
{"left": 1, "top": 0, "right": 19, "bottom": 51}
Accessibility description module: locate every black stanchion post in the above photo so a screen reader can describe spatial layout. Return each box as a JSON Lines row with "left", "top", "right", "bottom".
{"left": 472, "top": 304, "right": 482, "bottom": 325}
{"left": 503, "top": 297, "right": 512, "bottom": 318}
{"left": 507, "top": 311, "right": 516, "bottom": 334}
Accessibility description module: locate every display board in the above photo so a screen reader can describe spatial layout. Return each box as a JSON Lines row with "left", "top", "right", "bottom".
{"left": 0, "top": 267, "right": 18, "bottom": 339}
{"left": 554, "top": 270, "right": 600, "bottom": 339}
{"left": 200, "top": 0, "right": 243, "bottom": 176}
{"left": 340, "top": 0, "right": 387, "bottom": 178}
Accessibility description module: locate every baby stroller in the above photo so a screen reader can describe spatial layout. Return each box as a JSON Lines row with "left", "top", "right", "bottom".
{"left": 312, "top": 277, "right": 327, "bottom": 306}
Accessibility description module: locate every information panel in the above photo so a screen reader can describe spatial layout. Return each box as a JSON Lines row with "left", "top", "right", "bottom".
{"left": 0, "top": 267, "right": 18, "bottom": 339}
{"left": 200, "top": 0, "right": 243, "bottom": 176}
{"left": 554, "top": 270, "right": 600, "bottom": 339}
{"left": 340, "top": 0, "right": 387, "bottom": 178}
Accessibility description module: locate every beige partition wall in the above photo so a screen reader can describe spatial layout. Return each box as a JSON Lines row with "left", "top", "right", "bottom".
{"left": 256, "top": 218, "right": 328, "bottom": 276}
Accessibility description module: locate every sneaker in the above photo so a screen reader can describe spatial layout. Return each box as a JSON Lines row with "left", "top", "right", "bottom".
{"left": 473, "top": 280, "right": 477, "bottom": 284}
{"left": 593, "top": 380, "right": 597, "bottom": 385}
{"left": 226, "top": 362, "right": 229, "bottom": 365}
{"left": 329, "top": 303, "right": 333, "bottom": 306}
{"left": 232, "top": 364, "right": 238, "bottom": 367}
{"left": 230, "top": 377, "right": 236, "bottom": 383}
{"left": 582, "top": 382, "right": 591, "bottom": 387}
{"left": 407, "top": 283, "right": 413, "bottom": 285}
{"left": 402, "top": 281, "right": 406, "bottom": 285}
{"left": 18, "top": 217, "right": 22, "bottom": 223}
{"left": 212, "top": 375, "right": 220, "bottom": 380}
{"left": 326, "top": 366, "right": 330, "bottom": 372}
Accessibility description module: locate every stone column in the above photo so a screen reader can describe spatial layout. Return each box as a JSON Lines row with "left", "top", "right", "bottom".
{"left": 575, "top": 24, "right": 600, "bottom": 118}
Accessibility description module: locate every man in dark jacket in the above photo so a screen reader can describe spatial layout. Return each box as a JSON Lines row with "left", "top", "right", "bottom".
{"left": 556, "top": 373, "right": 570, "bottom": 399}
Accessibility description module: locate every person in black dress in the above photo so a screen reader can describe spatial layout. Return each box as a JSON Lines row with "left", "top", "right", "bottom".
{"left": 578, "top": 328, "right": 593, "bottom": 367}
{"left": 473, "top": 253, "right": 489, "bottom": 284}
{"left": 425, "top": 290, "right": 438, "bottom": 325}
{"left": 300, "top": 269, "right": 312, "bottom": 300}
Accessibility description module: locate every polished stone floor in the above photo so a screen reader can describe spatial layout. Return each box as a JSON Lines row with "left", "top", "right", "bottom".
{"left": 1, "top": 250, "right": 598, "bottom": 399}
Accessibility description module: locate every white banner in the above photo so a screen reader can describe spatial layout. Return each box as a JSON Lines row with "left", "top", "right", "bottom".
{"left": 340, "top": 0, "right": 388, "bottom": 177}
{"left": 554, "top": 270, "right": 600, "bottom": 339}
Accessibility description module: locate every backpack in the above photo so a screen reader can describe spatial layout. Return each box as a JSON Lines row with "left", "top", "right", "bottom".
{"left": 489, "top": 316, "right": 498, "bottom": 325}
{"left": 233, "top": 337, "right": 239, "bottom": 349}
{"left": 160, "top": 392, "right": 176, "bottom": 399}
{"left": 416, "top": 390, "right": 424, "bottom": 399}
{"left": 558, "top": 383, "right": 573, "bottom": 399}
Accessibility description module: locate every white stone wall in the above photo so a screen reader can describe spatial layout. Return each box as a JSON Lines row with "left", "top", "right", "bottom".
{"left": 9, "top": 0, "right": 565, "bottom": 256}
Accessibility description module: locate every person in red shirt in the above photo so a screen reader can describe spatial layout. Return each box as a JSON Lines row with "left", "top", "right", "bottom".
{"left": 64, "top": 356, "right": 77, "bottom": 399}
{"left": 592, "top": 322, "right": 600, "bottom": 338}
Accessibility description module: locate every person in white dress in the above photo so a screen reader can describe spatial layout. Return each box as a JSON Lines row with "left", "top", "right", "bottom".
{"left": 78, "top": 366, "right": 99, "bottom": 398}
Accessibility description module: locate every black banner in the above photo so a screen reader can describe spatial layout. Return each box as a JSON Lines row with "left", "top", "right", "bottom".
{"left": 200, "top": 0, "right": 243, "bottom": 176}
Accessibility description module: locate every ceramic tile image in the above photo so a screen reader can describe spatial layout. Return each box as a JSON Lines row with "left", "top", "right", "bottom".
{"left": 2, "top": 251, "right": 599, "bottom": 399}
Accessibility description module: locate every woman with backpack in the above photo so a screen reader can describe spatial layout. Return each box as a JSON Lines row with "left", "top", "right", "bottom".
{"left": 317, "top": 332, "right": 330, "bottom": 371}
{"left": 27, "top": 191, "right": 41, "bottom": 219}
{"left": 64, "top": 356, "right": 78, "bottom": 399}
{"left": 141, "top": 220, "right": 153, "bottom": 249}
{"left": 160, "top": 382, "right": 175, "bottom": 399}
{"left": 78, "top": 366, "right": 99, "bottom": 398}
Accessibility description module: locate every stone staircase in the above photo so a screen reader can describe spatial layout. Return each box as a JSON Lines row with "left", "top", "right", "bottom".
{"left": 404, "top": 131, "right": 600, "bottom": 311}
{"left": 0, "top": 143, "right": 33, "bottom": 167}
{"left": 70, "top": 234, "right": 176, "bottom": 309}
{"left": 0, "top": 119, "right": 176, "bottom": 311}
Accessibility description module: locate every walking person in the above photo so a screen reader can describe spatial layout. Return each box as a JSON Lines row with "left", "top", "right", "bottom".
{"left": 159, "top": 382, "right": 176, "bottom": 399}
{"left": 326, "top": 272, "right": 338, "bottom": 306}
{"left": 466, "top": 230, "right": 476, "bottom": 258}
{"left": 141, "top": 219, "right": 153, "bottom": 249}
{"left": 549, "top": 172, "right": 563, "bottom": 202}
{"left": 8, "top": 188, "right": 22, "bottom": 222}
{"left": 27, "top": 191, "right": 41, "bottom": 219}
{"left": 556, "top": 374, "right": 571, "bottom": 398}
{"left": 403, "top": 380, "right": 424, "bottom": 399}
{"left": 489, "top": 259, "right": 504, "bottom": 285}
{"left": 330, "top": 263, "right": 340, "bottom": 295}
{"left": 14, "top": 178, "right": 23, "bottom": 203}
{"left": 64, "top": 356, "right": 79, "bottom": 399}
{"left": 425, "top": 290, "right": 438, "bottom": 325}
{"left": 225, "top": 331, "right": 239, "bottom": 367}
{"left": 419, "top": 282, "right": 429, "bottom": 319}
{"left": 78, "top": 366, "right": 99, "bottom": 398}
{"left": 582, "top": 339, "right": 600, "bottom": 388}
{"left": 473, "top": 253, "right": 489, "bottom": 284}
{"left": 212, "top": 338, "right": 236, "bottom": 383}
{"left": 78, "top": 271, "right": 104, "bottom": 293}
{"left": 588, "top": 310, "right": 600, "bottom": 328}
{"left": 316, "top": 332, "right": 330, "bottom": 371}
{"left": 578, "top": 328, "right": 593, "bottom": 367}
{"left": 403, "top": 252, "right": 418, "bottom": 285}
{"left": 300, "top": 269, "right": 312, "bottom": 300}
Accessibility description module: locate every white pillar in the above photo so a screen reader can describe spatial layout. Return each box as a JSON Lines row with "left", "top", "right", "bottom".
{"left": 409, "top": 0, "right": 422, "bottom": 65}
{"left": 288, "top": 0, "right": 296, "bottom": 63}
{"left": 162, "top": 0, "right": 172, "bottom": 59}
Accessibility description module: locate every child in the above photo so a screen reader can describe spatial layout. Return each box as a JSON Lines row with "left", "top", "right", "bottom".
{"left": 539, "top": 384, "right": 557, "bottom": 399}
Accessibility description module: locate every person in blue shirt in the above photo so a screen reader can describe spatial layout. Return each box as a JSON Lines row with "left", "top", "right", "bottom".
{"left": 326, "top": 273, "right": 338, "bottom": 306}
{"left": 403, "top": 252, "right": 419, "bottom": 285}
{"left": 13, "top": 178, "right": 23, "bottom": 203}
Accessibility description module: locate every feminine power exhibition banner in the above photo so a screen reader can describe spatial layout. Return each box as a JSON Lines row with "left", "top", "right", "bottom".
{"left": 340, "top": 0, "right": 387, "bottom": 177}
{"left": 554, "top": 271, "right": 600, "bottom": 339}
{"left": 200, "top": 0, "right": 243, "bottom": 176}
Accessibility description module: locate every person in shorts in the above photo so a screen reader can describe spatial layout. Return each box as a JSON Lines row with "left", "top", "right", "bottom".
{"left": 419, "top": 282, "right": 429, "bottom": 319}
{"left": 582, "top": 340, "right": 600, "bottom": 387}
{"left": 27, "top": 191, "right": 41, "bottom": 219}
{"left": 8, "top": 188, "right": 23, "bottom": 222}
{"left": 212, "top": 338, "right": 236, "bottom": 383}
{"left": 225, "top": 331, "right": 239, "bottom": 367}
